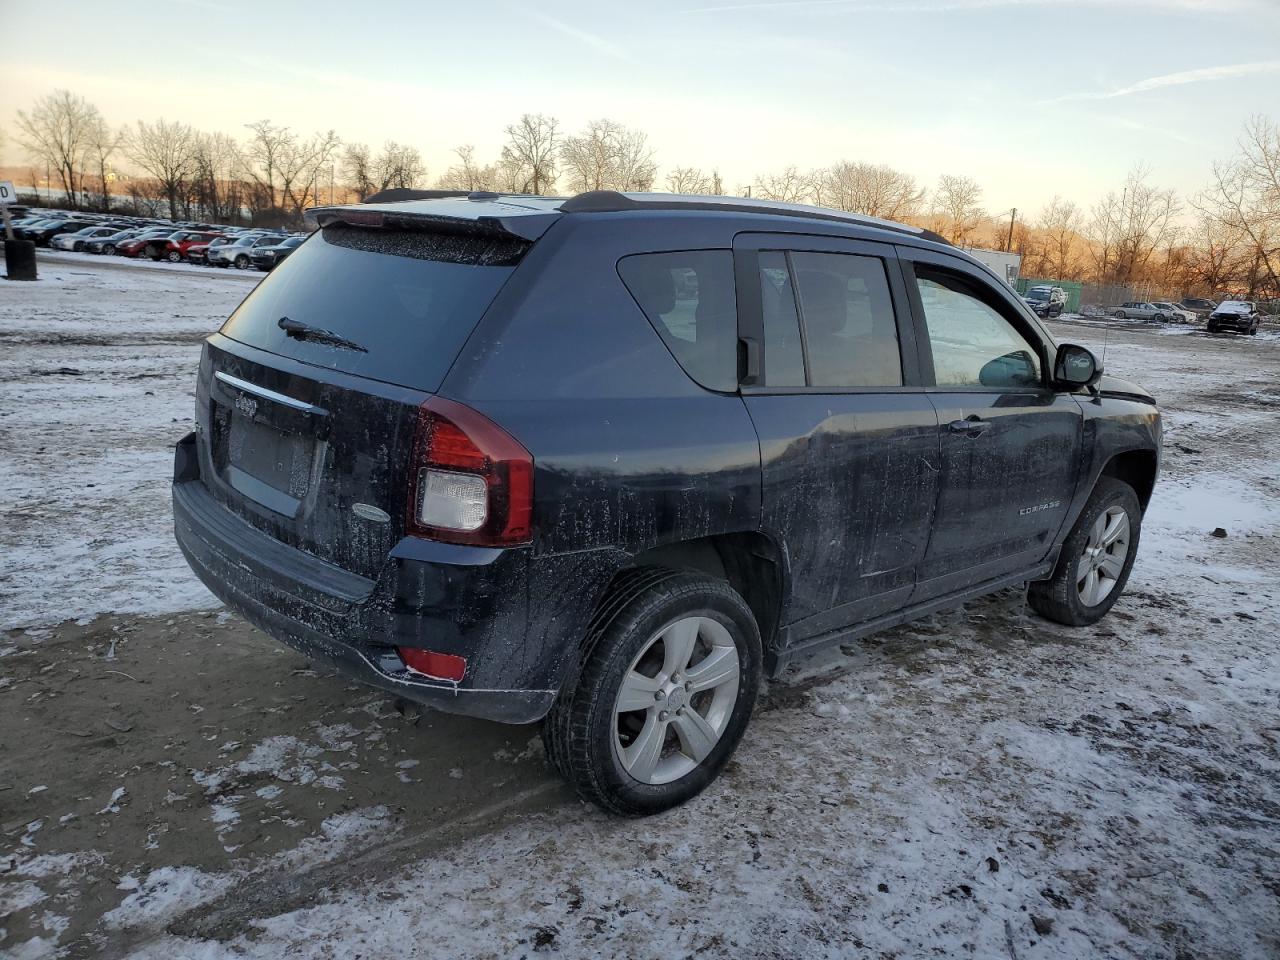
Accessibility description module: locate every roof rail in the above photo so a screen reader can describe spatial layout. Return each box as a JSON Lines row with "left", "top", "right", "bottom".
{"left": 558, "top": 190, "right": 951, "bottom": 245}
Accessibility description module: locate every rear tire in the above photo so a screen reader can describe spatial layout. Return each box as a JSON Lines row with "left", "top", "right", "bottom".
{"left": 235, "top": 254, "right": 249, "bottom": 269}
{"left": 167, "top": 250, "right": 182, "bottom": 262}
{"left": 1029, "top": 477, "right": 1141, "bottom": 627}
{"left": 103, "top": 244, "right": 115, "bottom": 256}
{"left": 543, "top": 570, "right": 761, "bottom": 816}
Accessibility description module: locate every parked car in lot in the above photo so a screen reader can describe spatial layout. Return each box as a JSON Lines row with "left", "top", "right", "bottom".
{"left": 116, "top": 229, "right": 183, "bottom": 258}
{"left": 172, "top": 190, "right": 1162, "bottom": 815}
{"left": 1112, "top": 301, "right": 1173, "bottom": 321}
{"left": 1022, "top": 285, "right": 1068, "bottom": 318}
{"left": 209, "top": 233, "right": 287, "bottom": 269}
{"left": 1150, "top": 301, "right": 1196, "bottom": 323}
{"left": 85, "top": 228, "right": 144, "bottom": 256}
{"left": 21, "top": 218, "right": 97, "bottom": 246}
{"left": 1206, "top": 300, "right": 1261, "bottom": 335}
{"left": 250, "top": 235, "right": 306, "bottom": 271}
{"left": 1179, "top": 297, "right": 1218, "bottom": 320}
{"left": 50, "top": 225, "right": 127, "bottom": 252}
{"left": 162, "top": 231, "right": 224, "bottom": 263}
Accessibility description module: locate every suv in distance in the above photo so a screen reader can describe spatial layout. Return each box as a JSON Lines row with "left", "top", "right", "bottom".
{"left": 209, "top": 233, "right": 286, "bottom": 269}
{"left": 1022, "top": 284, "right": 1067, "bottom": 318}
{"left": 1207, "top": 300, "right": 1260, "bottom": 335}
{"left": 172, "top": 191, "right": 1162, "bottom": 815}
{"left": 1180, "top": 297, "right": 1217, "bottom": 320}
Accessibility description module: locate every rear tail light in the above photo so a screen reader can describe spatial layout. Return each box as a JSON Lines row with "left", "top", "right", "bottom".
{"left": 406, "top": 396, "right": 533, "bottom": 547}
{"left": 398, "top": 647, "right": 467, "bottom": 682}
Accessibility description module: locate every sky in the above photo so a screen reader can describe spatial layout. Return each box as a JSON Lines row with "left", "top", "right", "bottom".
{"left": 2, "top": 0, "right": 1279, "bottom": 218}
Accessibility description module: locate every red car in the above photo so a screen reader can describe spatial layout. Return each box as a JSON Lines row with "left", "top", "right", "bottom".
{"left": 161, "top": 231, "right": 224, "bottom": 263}
{"left": 116, "top": 229, "right": 181, "bottom": 258}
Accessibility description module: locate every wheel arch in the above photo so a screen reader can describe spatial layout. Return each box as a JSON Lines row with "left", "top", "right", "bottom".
{"left": 1099, "top": 449, "right": 1158, "bottom": 512}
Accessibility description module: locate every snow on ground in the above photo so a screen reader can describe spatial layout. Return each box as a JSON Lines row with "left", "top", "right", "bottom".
{"left": 2, "top": 260, "right": 1279, "bottom": 959}
{"left": 0, "top": 255, "right": 257, "bottom": 628}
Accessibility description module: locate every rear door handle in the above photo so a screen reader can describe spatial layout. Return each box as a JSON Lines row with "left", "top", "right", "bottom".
{"left": 948, "top": 417, "right": 991, "bottom": 437}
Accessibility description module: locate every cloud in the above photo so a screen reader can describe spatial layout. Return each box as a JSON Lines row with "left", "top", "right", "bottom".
{"left": 526, "top": 12, "right": 635, "bottom": 63}
{"left": 1044, "top": 60, "right": 1280, "bottom": 104}
{"left": 682, "top": 0, "right": 1262, "bottom": 14}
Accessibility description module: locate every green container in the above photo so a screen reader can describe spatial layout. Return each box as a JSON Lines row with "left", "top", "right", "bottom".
{"left": 1016, "top": 278, "right": 1083, "bottom": 314}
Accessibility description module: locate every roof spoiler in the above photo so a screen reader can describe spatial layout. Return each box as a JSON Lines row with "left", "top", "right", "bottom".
{"left": 305, "top": 203, "right": 556, "bottom": 242}
{"left": 361, "top": 188, "right": 469, "bottom": 204}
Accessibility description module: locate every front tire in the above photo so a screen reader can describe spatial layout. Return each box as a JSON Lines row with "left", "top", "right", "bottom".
{"left": 543, "top": 570, "right": 761, "bottom": 816}
{"left": 1029, "top": 477, "right": 1141, "bottom": 626}
{"left": 167, "top": 250, "right": 182, "bottom": 262}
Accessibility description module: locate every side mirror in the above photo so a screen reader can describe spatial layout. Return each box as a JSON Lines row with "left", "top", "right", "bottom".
{"left": 1054, "top": 343, "right": 1101, "bottom": 390}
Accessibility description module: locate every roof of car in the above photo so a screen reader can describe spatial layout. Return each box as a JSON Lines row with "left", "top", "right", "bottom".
{"left": 310, "top": 189, "right": 953, "bottom": 247}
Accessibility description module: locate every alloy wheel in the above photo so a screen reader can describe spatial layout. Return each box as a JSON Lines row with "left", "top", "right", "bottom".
{"left": 612, "top": 615, "right": 740, "bottom": 785}
{"left": 1076, "top": 505, "right": 1130, "bottom": 607}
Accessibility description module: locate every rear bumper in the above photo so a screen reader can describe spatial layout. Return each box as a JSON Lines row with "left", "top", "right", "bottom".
{"left": 171, "top": 433, "right": 556, "bottom": 723}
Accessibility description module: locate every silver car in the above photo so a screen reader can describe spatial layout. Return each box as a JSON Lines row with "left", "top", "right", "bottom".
{"left": 1112, "top": 301, "right": 1173, "bottom": 321}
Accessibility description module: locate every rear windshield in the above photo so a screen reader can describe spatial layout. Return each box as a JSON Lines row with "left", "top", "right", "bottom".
{"left": 218, "top": 226, "right": 521, "bottom": 392}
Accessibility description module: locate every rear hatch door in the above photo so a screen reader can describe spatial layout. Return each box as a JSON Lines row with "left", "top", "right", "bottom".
{"left": 197, "top": 223, "right": 527, "bottom": 580}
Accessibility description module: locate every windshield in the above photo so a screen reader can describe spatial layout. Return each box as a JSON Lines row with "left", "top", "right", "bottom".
{"left": 1025, "top": 290, "right": 1048, "bottom": 301}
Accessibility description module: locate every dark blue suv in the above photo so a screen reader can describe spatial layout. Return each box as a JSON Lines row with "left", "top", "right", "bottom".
{"left": 172, "top": 190, "right": 1161, "bottom": 814}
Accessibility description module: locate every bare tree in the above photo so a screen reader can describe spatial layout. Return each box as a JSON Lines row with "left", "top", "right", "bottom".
{"left": 1195, "top": 115, "right": 1280, "bottom": 297}
{"left": 342, "top": 141, "right": 423, "bottom": 200}
{"left": 559, "top": 119, "right": 656, "bottom": 193}
{"left": 437, "top": 144, "right": 496, "bottom": 191}
{"left": 929, "top": 174, "right": 987, "bottom": 246}
{"left": 126, "top": 118, "right": 198, "bottom": 219}
{"left": 15, "top": 90, "right": 102, "bottom": 207}
{"left": 242, "top": 121, "right": 340, "bottom": 224}
{"left": 342, "top": 142, "right": 374, "bottom": 199}
{"left": 1035, "top": 196, "right": 1083, "bottom": 279}
{"left": 753, "top": 165, "right": 811, "bottom": 203}
{"left": 191, "top": 131, "right": 245, "bottom": 223}
{"left": 84, "top": 116, "right": 122, "bottom": 211}
{"left": 500, "top": 114, "right": 559, "bottom": 194}
{"left": 813, "top": 162, "right": 924, "bottom": 219}
{"left": 1087, "top": 166, "right": 1181, "bottom": 284}
{"left": 665, "top": 166, "right": 711, "bottom": 194}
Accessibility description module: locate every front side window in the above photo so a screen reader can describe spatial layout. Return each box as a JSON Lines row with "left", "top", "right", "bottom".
{"left": 916, "top": 271, "right": 1042, "bottom": 389}
{"left": 618, "top": 250, "right": 737, "bottom": 392}
{"left": 792, "top": 252, "right": 903, "bottom": 388}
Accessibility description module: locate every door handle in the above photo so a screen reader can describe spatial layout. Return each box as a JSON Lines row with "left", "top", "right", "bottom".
{"left": 948, "top": 417, "right": 991, "bottom": 437}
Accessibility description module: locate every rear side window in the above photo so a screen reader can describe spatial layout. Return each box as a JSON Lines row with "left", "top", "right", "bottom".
{"left": 618, "top": 251, "right": 738, "bottom": 392}
{"left": 219, "top": 227, "right": 521, "bottom": 392}
{"left": 792, "top": 252, "right": 903, "bottom": 388}
{"left": 757, "top": 251, "right": 806, "bottom": 387}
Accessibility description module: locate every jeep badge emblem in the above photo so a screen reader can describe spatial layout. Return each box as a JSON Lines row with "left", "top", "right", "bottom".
{"left": 234, "top": 394, "right": 258, "bottom": 418}
{"left": 352, "top": 503, "right": 391, "bottom": 523}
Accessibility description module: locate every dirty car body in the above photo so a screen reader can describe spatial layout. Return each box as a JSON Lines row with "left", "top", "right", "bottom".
{"left": 172, "top": 192, "right": 1162, "bottom": 735}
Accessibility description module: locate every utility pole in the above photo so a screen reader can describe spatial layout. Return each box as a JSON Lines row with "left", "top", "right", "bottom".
{"left": 1006, "top": 207, "right": 1017, "bottom": 252}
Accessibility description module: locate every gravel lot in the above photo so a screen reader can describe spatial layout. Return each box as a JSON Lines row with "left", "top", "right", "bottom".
{"left": 2, "top": 253, "right": 1278, "bottom": 959}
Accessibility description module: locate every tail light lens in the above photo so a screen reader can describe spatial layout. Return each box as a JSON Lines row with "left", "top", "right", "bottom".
{"left": 407, "top": 396, "right": 533, "bottom": 547}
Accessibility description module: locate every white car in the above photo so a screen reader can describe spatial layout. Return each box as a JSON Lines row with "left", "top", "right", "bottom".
{"left": 1151, "top": 301, "right": 1196, "bottom": 323}
{"left": 51, "top": 226, "right": 122, "bottom": 252}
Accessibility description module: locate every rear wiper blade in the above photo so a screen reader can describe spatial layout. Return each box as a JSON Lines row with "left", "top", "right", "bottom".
{"left": 277, "top": 316, "right": 367, "bottom": 353}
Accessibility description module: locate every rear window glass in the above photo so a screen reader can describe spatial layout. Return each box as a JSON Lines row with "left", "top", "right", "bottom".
{"left": 617, "top": 250, "right": 737, "bottom": 392}
{"left": 218, "top": 227, "right": 520, "bottom": 392}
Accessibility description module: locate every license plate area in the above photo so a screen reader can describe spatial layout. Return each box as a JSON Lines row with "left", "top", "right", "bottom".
{"left": 230, "top": 414, "right": 313, "bottom": 500}
{"left": 209, "top": 375, "right": 327, "bottom": 518}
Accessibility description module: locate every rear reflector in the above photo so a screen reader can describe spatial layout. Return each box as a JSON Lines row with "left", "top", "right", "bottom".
{"left": 398, "top": 647, "right": 467, "bottom": 682}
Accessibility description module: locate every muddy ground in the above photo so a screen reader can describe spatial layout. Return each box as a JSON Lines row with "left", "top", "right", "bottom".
{"left": 2, "top": 255, "right": 1278, "bottom": 959}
